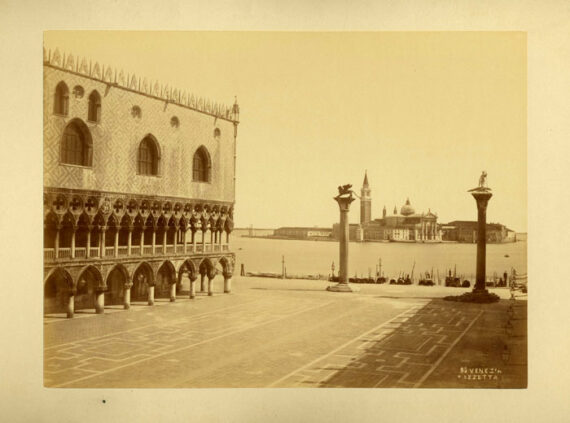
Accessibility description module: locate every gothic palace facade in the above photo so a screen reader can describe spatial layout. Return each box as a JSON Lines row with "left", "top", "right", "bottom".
{"left": 43, "top": 48, "right": 239, "bottom": 318}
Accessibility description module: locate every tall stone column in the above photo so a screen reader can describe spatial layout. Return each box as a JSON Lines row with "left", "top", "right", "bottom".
{"left": 169, "top": 281, "right": 176, "bottom": 302}
{"left": 328, "top": 187, "right": 358, "bottom": 292}
{"left": 471, "top": 190, "right": 493, "bottom": 292}
{"left": 152, "top": 227, "right": 156, "bottom": 255}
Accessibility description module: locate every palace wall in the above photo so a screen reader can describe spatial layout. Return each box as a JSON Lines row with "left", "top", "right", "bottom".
{"left": 44, "top": 65, "right": 236, "bottom": 203}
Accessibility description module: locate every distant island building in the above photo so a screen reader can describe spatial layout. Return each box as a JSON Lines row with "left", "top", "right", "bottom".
{"left": 333, "top": 172, "right": 442, "bottom": 242}
{"left": 273, "top": 227, "right": 333, "bottom": 240}
{"left": 441, "top": 221, "right": 517, "bottom": 243}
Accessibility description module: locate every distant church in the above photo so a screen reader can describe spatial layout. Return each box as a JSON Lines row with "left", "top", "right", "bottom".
{"left": 334, "top": 172, "right": 441, "bottom": 242}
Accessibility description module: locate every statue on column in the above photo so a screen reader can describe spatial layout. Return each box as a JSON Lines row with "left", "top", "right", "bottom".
{"left": 469, "top": 171, "right": 492, "bottom": 192}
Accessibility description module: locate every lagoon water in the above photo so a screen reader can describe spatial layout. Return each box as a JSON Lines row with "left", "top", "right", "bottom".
{"left": 233, "top": 237, "right": 527, "bottom": 280}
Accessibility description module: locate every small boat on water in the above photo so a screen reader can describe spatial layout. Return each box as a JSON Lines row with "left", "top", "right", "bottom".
{"left": 504, "top": 254, "right": 509, "bottom": 257}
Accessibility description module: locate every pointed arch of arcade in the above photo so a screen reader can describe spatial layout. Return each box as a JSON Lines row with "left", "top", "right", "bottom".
{"left": 179, "top": 259, "right": 198, "bottom": 282}
{"left": 105, "top": 264, "right": 130, "bottom": 306}
{"left": 132, "top": 261, "right": 155, "bottom": 301}
{"left": 198, "top": 257, "right": 215, "bottom": 275}
{"left": 156, "top": 260, "right": 177, "bottom": 298}
{"left": 75, "top": 265, "right": 104, "bottom": 311}
{"left": 44, "top": 267, "right": 74, "bottom": 315}
{"left": 217, "top": 256, "right": 233, "bottom": 276}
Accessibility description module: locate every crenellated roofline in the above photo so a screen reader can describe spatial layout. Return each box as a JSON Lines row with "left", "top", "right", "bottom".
{"left": 43, "top": 47, "right": 240, "bottom": 124}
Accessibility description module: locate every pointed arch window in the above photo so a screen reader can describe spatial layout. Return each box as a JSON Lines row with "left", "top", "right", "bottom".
{"left": 138, "top": 136, "right": 160, "bottom": 176}
{"left": 193, "top": 146, "right": 211, "bottom": 182}
{"left": 54, "top": 81, "right": 69, "bottom": 115}
{"left": 61, "top": 120, "right": 93, "bottom": 166}
{"left": 88, "top": 90, "right": 101, "bottom": 123}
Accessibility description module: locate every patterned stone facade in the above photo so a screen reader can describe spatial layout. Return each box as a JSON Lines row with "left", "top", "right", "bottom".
{"left": 43, "top": 48, "right": 239, "bottom": 318}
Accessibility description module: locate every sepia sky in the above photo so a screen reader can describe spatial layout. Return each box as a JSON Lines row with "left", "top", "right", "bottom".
{"left": 44, "top": 31, "right": 527, "bottom": 231}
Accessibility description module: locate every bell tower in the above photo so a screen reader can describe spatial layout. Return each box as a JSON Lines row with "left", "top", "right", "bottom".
{"left": 360, "top": 171, "right": 371, "bottom": 224}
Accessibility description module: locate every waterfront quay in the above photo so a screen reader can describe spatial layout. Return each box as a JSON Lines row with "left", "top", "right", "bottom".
{"left": 45, "top": 276, "right": 526, "bottom": 388}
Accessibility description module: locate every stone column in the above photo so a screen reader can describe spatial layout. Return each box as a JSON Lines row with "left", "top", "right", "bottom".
{"left": 183, "top": 228, "right": 187, "bottom": 254}
{"left": 202, "top": 230, "right": 206, "bottom": 251}
{"left": 471, "top": 190, "right": 493, "bottom": 292}
{"left": 328, "top": 190, "right": 358, "bottom": 292}
{"left": 54, "top": 224, "right": 61, "bottom": 259}
{"left": 114, "top": 229, "right": 119, "bottom": 257}
{"left": 162, "top": 229, "right": 167, "bottom": 253}
{"left": 99, "top": 226, "right": 107, "bottom": 258}
{"left": 223, "top": 272, "right": 232, "bottom": 293}
{"left": 147, "top": 284, "right": 155, "bottom": 306}
{"left": 189, "top": 274, "right": 197, "bottom": 299}
{"left": 123, "top": 283, "right": 131, "bottom": 310}
{"left": 169, "top": 281, "right": 176, "bottom": 302}
{"left": 86, "top": 227, "right": 92, "bottom": 257}
{"left": 140, "top": 227, "right": 145, "bottom": 254}
{"left": 127, "top": 227, "right": 133, "bottom": 256}
{"left": 70, "top": 227, "right": 76, "bottom": 259}
{"left": 200, "top": 268, "right": 206, "bottom": 292}
{"left": 66, "top": 289, "right": 75, "bottom": 318}
{"left": 173, "top": 226, "right": 179, "bottom": 253}
{"left": 207, "top": 269, "right": 216, "bottom": 296}
{"left": 95, "top": 289, "right": 105, "bottom": 314}
{"left": 192, "top": 229, "right": 197, "bottom": 252}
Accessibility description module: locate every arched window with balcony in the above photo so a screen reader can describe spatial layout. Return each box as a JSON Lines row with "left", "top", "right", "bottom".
{"left": 61, "top": 119, "right": 93, "bottom": 166}
{"left": 54, "top": 81, "right": 69, "bottom": 115}
{"left": 138, "top": 135, "right": 160, "bottom": 176}
{"left": 88, "top": 90, "right": 101, "bottom": 123}
{"left": 193, "top": 146, "right": 211, "bottom": 182}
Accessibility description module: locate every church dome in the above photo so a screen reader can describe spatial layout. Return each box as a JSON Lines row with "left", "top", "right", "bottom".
{"left": 400, "top": 198, "right": 415, "bottom": 216}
